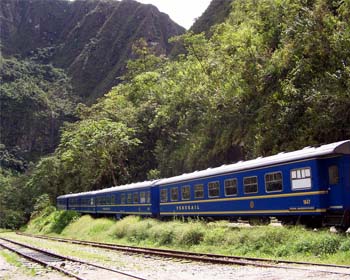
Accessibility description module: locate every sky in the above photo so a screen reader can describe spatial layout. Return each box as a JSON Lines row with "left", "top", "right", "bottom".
{"left": 136, "top": 0, "right": 212, "bottom": 29}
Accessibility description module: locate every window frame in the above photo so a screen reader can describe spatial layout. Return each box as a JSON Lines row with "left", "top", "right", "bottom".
{"left": 328, "top": 165, "right": 339, "bottom": 185}
{"left": 194, "top": 184, "right": 204, "bottom": 199}
{"left": 208, "top": 181, "right": 220, "bottom": 198}
{"left": 181, "top": 185, "right": 191, "bottom": 200}
{"left": 170, "top": 187, "right": 179, "bottom": 201}
{"left": 133, "top": 192, "right": 139, "bottom": 204}
{"left": 243, "top": 176, "right": 258, "bottom": 194}
{"left": 224, "top": 178, "right": 238, "bottom": 197}
{"left": 160, "top": 189, "right": 168, "bottom": 203}
{"left": 146, "top": 191, "right": 151, "bottom": 203}
{"left": 121, "top": 193, "right": 126, "bottom": 204}
{"left": 290, "top": 167, "right": 312, "bottom": 191}
{"left": 127, "top": 193, "right": 132, "bottom": 204}
{"left": 265, "top": 171, "right": 283, "bottom": 193}
{"left": 140, "top": 192, "right": 146, "bottom": 204}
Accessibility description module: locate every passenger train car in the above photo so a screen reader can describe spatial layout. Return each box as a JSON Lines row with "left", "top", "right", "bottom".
{"left": 57, "top": 140, "right": 350, "bottom": 228}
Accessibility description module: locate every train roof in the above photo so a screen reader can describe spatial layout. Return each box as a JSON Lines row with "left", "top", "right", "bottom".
{"left": 57, "top": 180, "right": 156, "bottom": 199}
{"left": 158, "top": 140, "right": 350, "bottom": 185}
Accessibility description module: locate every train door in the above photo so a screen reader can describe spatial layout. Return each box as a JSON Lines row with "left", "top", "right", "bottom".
{"left": 326, "top": 158, "right": 344, "bottom": 210}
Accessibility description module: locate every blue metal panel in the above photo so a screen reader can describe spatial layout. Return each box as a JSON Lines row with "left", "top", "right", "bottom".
{"left": 94, "top": 187, "right": 153, "bottom": 217}
{"left": 343, "top": 155, "right": 350, "bottom": 210}
{"left": 317, "top": 155, "right": 349, "bottom": 211}
{"left": 159, "top": 158, "right": 327, "bottom": 218}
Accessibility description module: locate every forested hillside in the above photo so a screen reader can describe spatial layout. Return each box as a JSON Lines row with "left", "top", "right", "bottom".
{"left": 0, "top": 0, "right": 184, "bottom": 168}
{"left": 0, "top": 0, "right": 185, "bottom": 101}
{"left": 2, "top": 0, "right": 350, "bottom": 228}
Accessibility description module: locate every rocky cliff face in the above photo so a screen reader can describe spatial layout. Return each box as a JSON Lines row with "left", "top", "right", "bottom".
{"left": 0, "top": 0, "right": 185, "bottom": 101}
{"left": 190, "top": 0, "right": 232, "bottom": 35}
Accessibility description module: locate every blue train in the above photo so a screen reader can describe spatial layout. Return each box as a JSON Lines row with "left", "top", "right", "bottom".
{"left": 57, "top": 140, "right": 350, "bottom": 228}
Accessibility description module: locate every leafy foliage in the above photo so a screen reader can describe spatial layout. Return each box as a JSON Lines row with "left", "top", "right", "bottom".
{"left": 0, "top": 57, "right": 77, "bottom": 163}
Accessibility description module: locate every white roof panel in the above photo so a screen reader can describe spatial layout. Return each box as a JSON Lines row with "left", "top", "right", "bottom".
{"left": 57, "top": 180, "right": 157, "bottom": 199}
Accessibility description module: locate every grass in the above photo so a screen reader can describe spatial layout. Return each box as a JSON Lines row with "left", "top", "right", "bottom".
{"left": 23, "top": 209, "right": 350, "bottom": 265}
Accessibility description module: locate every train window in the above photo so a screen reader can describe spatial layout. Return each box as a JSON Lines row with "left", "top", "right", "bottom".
{"left": 133, "top": 193, "right": 139, "bottom": 203}
{"left": 90, "top": 198, "right": 94, "bottom": 206}
{"left": 111, "top": 195, "right": 115, "bottom": 204}
{"left": 291, "top": 167, "right": 311, "bottom": 190}
{"left": 171, "top": 187, "right": 179, "bottom": 201}
{"left": 181, "top": 185, "right": 190, "bottom": 200}
{"left": 121, "top": 193, "right": 126, "bottom": 204}
{"left": 146, "top": 191, "right": 151, "bottom": 203}
{"left": 208, "top": 181, "right": 220, "bottom": 198}
{"left": 194, "top": 184, "right": 204, "bottom": 199}
{"left": 140, "top": 192, "right": 146, "bottom": 203}
{"left": 224, "top": 179, "right": 238, "bottom": 196}
{"left": 265, "top": 172, "right": 283, "bottom": 192}
{"left": 244, "top": 176, "right": 258, "bottom": 194}
{"left": 127, "top": 193, "right": 132, "bottom": 204}
{"left": 160, "top": 189, "right": 168, "bottom": 202}
{"left": 328, "top": 165, "right": 339, "bottom": 185}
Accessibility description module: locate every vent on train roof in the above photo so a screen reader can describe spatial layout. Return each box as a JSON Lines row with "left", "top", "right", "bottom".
{"left": 303, "top": 146, "right": 312, "bottom": 150}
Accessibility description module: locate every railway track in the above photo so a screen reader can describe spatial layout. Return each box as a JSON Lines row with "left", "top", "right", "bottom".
{"left": 15, "top": 232, "right": 350, "bottom": 276}
{"left": 0, "top": 236, "right": 146, "bottom": 280}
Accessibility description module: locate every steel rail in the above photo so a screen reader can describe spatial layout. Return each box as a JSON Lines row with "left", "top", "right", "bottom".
{"left": 15, "top": 232, "right": 350, "bottom": 276}
{"left": 0, "top": 237, "right": 146, "bottom": 280}
{"left": 0, "top": 238, "right": 86, "bottom": 280}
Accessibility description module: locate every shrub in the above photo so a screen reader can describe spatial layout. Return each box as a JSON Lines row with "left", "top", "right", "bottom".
{"left": 50, "top": 210, "right": 80, "bottom": 234}
{"left": 177, "top": 224, "right": 205, "bottom": 246}
{"left": 203, "top": 227, "right": 228, "bottom": 245}
{"left": 312, "top": 235, "right": 341, "bottom": 255}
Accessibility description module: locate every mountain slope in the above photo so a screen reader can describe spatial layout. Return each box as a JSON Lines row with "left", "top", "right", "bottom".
{"left": 0, "top": 0, "right": 185, "bottom": 101}
{"left": 190, "top": 0, "right": 232, "bottom": 35}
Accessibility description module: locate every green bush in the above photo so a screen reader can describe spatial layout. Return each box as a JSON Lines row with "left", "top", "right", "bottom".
{"left": 26, "top": 208, "right": 80, "bottom": 234}
{"left": 0, "top": 210, "right": 26, "bottom": 229}
{"left": 203, "top": 227, "right": 228, "bottom": 245}
{"left": 312, "top": 235, "right": 341, "bottom": 255}
{"left": 177, "top": 223, "right": 205, "bottom": 246}
{"left": 49, "top": 211, "right": 81, "bottom": 234}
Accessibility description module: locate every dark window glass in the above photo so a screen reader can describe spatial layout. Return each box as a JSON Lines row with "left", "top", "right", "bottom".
{"left": 208, "top": 182, "right": 220, "bottom": 198}
{"left": 244, "top": 176, "right": 258, "bottom": 194}
{"left": 224, "top": 179, "right": 238, "bottom": 196}
{"left": 194, "top": 184, "right": 204, "bottom": 199}
{"left": 146, "top": 191, "right": 151, "bottom": 203}
{"left": 329, "top": 165, "right": 339, "bottom": 185}
{"left": 171, "top": 187, "right": 179, "bottom": 201}
{"left": 121, "top": 193, "right": 126, "bottom": 204}
{"left": 133, "top": 193, "right": 139, "bottom": 203}
{"left": 160, "top": 189, "right": 167, "bottom": 202}
{"left": 181, "top": 185, "right": 190, "bottom": 200}
{"left": 127, "top": 193, "right": 132, "bottom": 204}
{"left": 265, "top": 172, "right": 283, "bottom": 192}
{"left": 140, "top": 192, "right": 146, "bottom": 203}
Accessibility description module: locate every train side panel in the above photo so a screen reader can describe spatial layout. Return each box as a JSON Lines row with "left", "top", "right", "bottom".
{"left": 159, "top": 158, "right": 329, "bottom": 221}
{"left": 95, "top": 187, "right": 154, "bottom": 218}
{"left": 317, "top": 155, "right": 350, "bottom": 226}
